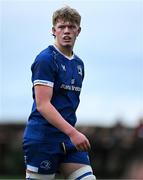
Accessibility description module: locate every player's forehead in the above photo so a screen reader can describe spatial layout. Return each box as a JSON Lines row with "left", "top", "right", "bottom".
{"left": 55, "top": 19, "right": 78, "bottom": 27}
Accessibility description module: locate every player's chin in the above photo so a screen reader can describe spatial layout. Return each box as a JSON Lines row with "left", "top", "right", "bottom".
{"left": 63, "top": 44, "right": 73, "bottom": 48}
{"left": 62, "top": 41, "right": 74, "bottom": 47}
{"left": 67, "top": 44, "right": 73, "bottom": 48}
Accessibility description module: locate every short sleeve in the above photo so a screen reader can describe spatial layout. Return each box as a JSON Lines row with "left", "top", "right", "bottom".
{"left": 31, "top": 53, "right": 57, "bottom": 87}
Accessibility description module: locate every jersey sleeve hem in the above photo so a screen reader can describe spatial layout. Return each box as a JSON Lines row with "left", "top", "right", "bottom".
{"left": 33, "top": 79, "right": 54, "bottom": 87}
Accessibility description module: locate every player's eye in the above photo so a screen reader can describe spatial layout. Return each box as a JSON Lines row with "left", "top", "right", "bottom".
{"left": 71, "top": 25, "right": 76, "bottom": 29}
{"left": 58, "top": 25, "right": 65, "bottom": 29}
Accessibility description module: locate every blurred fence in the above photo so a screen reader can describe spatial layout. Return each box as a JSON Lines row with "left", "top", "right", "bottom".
{"left": 0, "top": 119, "right": 143, "bottom": 179}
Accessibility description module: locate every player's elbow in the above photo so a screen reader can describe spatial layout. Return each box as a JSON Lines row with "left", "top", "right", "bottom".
{"left": 36, "top": 101, "right": 46, "bottom": 113}
{"left": 36, "top": 100, "right": 51, "bottom": 114}
{"left": 36, "top": 103, "right": 43, "bottom": 113}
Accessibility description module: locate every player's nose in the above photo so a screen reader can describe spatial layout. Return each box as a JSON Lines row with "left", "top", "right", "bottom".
{"left": 64, "top": 26, "right": 70, "bottom": 34}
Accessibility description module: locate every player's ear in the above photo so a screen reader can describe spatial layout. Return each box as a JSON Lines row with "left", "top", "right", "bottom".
{"left": 52, "top": 27, "right": 56, "bottom": 37}
{"left": 77, "top": 27, "right": 81, "bottom": 37}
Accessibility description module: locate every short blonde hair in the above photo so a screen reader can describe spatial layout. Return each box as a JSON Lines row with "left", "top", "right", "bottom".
{"left": 52, "top": 6, "right": 81, "bottom": 26}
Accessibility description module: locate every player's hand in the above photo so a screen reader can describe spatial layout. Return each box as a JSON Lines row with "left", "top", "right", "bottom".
{"left": 69, "top": 129, "right": 91, "bottom": 151}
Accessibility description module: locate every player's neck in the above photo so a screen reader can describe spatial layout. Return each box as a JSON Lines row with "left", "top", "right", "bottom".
{"left": 54, "top": 43, "right": 73, "bottom": 58}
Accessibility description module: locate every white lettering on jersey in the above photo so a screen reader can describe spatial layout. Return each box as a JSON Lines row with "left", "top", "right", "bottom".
{"left": 60, "top": 84, "right": 81, "bottom": 92}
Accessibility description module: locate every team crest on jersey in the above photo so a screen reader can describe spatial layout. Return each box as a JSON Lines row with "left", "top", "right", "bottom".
{"left": 61, "top": 64, "right": 66, "bottom": 71}
{"left": 77, "top": 65, "right": 82, "bottom": 76}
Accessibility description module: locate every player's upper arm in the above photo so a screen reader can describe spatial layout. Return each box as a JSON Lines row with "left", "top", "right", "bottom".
{"left": 34, "top": 85, "right": 53, "bottom": 112}
{"left": 31, "top": 53, "right": 57, "bottom": 87}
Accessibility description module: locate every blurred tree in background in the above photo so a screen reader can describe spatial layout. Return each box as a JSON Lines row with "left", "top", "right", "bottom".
{"left": 0, "top": 118, "right": 143, "bottom": 179}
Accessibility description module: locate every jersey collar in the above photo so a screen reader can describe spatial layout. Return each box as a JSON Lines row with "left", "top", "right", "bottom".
{"left": 53, "top": 45, "right": 75, "bottom": 60}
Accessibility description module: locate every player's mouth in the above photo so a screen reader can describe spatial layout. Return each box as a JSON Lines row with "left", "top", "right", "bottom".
{"left": 63, "top": 36, "right": 72, "bottom": 42}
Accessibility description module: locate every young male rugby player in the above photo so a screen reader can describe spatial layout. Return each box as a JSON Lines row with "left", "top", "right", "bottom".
{"left": 23, "top": 6, "right": 96, "bottom": 180}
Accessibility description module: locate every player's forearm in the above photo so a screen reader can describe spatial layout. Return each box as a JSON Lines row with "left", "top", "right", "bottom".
{"left": 37, "top": 102, "right": 76, "bottom": 136}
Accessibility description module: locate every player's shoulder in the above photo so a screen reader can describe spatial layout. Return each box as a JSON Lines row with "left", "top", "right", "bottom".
{"left": 31, "top": 46, "right": 59, "bottom": 71}
{"left": 74, "top": 54, "right": 84, "bottom": 66}
{"left": 35, "top": 45, "right": 54, "bottom": 63}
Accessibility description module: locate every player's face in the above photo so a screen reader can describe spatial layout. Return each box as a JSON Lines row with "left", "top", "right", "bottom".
{"left": 52, "top": 20, "right": 81, "bottom": 49}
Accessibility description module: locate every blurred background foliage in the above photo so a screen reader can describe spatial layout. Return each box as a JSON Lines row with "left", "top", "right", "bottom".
{"left": 0, "top": 118, "right": 143, "bottom": 179}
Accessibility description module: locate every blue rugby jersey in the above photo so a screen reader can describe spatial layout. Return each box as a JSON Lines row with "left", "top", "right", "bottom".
{"left": 23, "top": 45, "right": 84, "bottom": 142}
